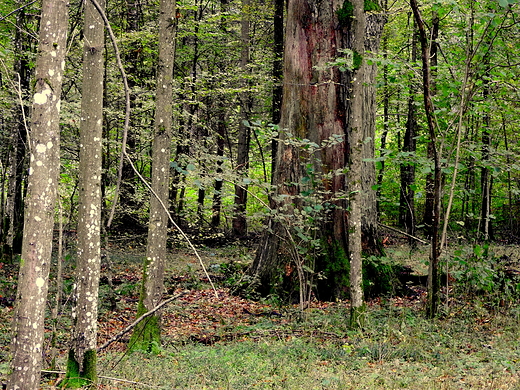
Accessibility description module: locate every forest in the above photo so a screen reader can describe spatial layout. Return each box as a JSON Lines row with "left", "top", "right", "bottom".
{"left": 0, "top": 0, "right": 519, "bottom": 388}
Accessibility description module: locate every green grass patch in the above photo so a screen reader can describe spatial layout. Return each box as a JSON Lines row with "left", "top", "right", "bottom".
{"left": 93, "top": 304, "right": 519, "bottom": 389}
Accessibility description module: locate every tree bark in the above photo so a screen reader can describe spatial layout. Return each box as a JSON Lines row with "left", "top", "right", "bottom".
{"left": 2, "top": 2, "right": 34, "bottom": 259}
{"left": 232, "top": 0, "right": 252, "bottom": 238}
{"left": 63, "top": 0, "right": 105, "bottom": 386}
{"left": 271, "top": 0, "right": 284, "bottom": 176}
{"left": 130, "top": 0, "right": 175, "bottom": 352}
{"left": 360, "top": 12, "right": 386, "bottom": 257}
{"left": 7, "top": 0, "right": 68, "bottom": 387}
{"left": 249, "top": 0, "right": 385, "bottom": 303}
{"left": 410, "top": 0, "right": 442, "bottom": 318}
{"left": 399, "top": 21, "right": 418, "bottom": 246}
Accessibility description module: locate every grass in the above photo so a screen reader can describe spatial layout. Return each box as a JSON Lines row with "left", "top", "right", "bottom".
{"left": 1, "top": 243, "right": 520, "bottom": 389}
{"left": 91, "top": 303, "right": 520, "bottom": 389}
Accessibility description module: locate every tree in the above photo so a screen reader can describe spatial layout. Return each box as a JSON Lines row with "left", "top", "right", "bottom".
{"left": 1, "top": 0, "right": 36, "bottom": 259}
{"left": 347, "top": 0, "right": 366, "bottom": 326}
{"left": 248, "top": 0, "right": 385, "bottom": 302}
{"left": 7, "top": 0, "right": 69, "bottom": 387}
{"left": 129, "top": 0, "right": 176, "bottom": 352}
{"left": 399, "top": 20, "right": 418, "bottom": 245}
{"left": 232, "top": 0, "right": 252, "bottom": 238}
{"left": 63, "top": 0, "right": 105, "bottom": 386}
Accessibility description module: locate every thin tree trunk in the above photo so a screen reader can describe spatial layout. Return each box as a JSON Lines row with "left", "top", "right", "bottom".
{"left": 399, "top": 21, "right": 417, "bottom": 246}
{"left": 271, "top": 0, "right": 284, "bottom": 176}
{"left": 3, "top": 2, "right": 34, "bottom": 259}
{"left": 232, "top": 0, "right": 252, "bottom": 238}
{"left": 361, "top": 13, "right": 386, "bottom": 257}
{"left": 410, "top": 0, "right": 442, "bottom": 319}
{"left": 130, "top": 0, "right": 175, "bottom": 352}
{"left": 7, "top": 0, "right": 68, "bottom": 387}
{"left": 64, "top": 0, "right": 105, "bottom": 385}
{"left": 348, "top": 0, "right": 366, "bottom": 328}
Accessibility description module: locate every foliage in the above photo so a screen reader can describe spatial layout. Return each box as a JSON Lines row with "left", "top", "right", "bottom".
{"left": 450, "top": 244, "right": 520, "bottom": 307}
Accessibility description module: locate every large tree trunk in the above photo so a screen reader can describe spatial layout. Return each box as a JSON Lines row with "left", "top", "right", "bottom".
{"left": 64, "top": 0, "right": 105, "bottom": 386}
{"left": 7, "top": 0, "right": 68, "bottom": 388}
{"left": 248, "top": 1, "right": 385, "bottom": 302}
{"left": 130, "top": 0, "right": 175, "bottom": 353}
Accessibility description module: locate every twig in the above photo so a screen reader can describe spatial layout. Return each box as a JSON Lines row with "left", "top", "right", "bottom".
{"left": 41, "top": 370, "right": 158, "bottom": 388}
{"left": 378, "top": 223, "right": 428, "bottom": 244}
{"left": 97, "top": 292, "right": 187, "bottom": 353}
{"left": 0, "top": 0, "right": 38, "bottom": 22}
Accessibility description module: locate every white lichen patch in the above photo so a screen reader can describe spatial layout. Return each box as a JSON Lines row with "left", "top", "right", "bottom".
{"left": 35, "top": 277, "right": 45, "bottom": 288}
{"left": 47, "top": 141, "right": 54, "bottom": 149}
{"left": 34, "top": 216, "right": 42, "bottom": 222}
{"left": 36, "top": 161, "right": 43, "bottom": 166}
{"left": 34, "top": 88, "right": 52, "bottom": 105}
{"left": 35, "top": 144, "right": 47, "bottom": 153}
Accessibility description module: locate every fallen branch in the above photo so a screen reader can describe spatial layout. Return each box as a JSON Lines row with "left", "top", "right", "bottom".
{"left": 378, "top": 223, "right": 429, "bottom": 245}
{"left": 41, "top": 370, "right": 158, "bottom": 388}
{"left": 97, "top": 291, "right": 187, "bottom": 353}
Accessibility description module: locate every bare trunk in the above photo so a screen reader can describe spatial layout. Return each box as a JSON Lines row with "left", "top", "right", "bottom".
{"left": 8, "top": 0, "right": 68, "bottom": 387}
{"left": 410, "top": 0, "right": 442, "bottom": 318}
{"left": 64, "top": 0, "right": 105, "bottom": 386}
{"left": 399, "top": 22, "right": 418, "bottom": 246}
{"left": 348, "top": 0, "right": 366, "bottom": 328}
{"left": 130, "top": 0, "right": 175, "bottom": 352}
{"left": 232, "top": 0, "right": 252, "bottom": 238}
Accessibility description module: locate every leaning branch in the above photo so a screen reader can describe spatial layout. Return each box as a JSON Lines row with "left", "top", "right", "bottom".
{"left": 97, "top": 292, "right": 187, "bottom": 353}
{"left": 378, "top": 223, "right": 428, "bottom": 245}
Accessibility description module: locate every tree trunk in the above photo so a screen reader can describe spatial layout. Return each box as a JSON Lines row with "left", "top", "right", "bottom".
{"left": 211, "top": 111, "right": 226, "bottom": 228}
{"left": 271, "top": 0, "right": 284, "bottom": 176}
{"left": 251, "top": 0, "right": 350, "bottom": 300}
{"left": 361, "top": 12, "right": 386, "bottom": 257}
{"left": 232, "top": 0, "right": 252, "bottom": 238}
{"left": 7, "top": 0, "right": 68, "bottom": 387}
{"left": 249, "top": 1, "right": 385, "bottom": 303}
{"left": 63, "top": 0, "right": 105, "bottom": 386}
{"left": 348, "top": 0, "right": 367, "bottom": 328}
{"left": 410, "top": 0, "right": 441, "bottom": 318}
{"left": 130, "top": 0, "right": 175, "bottom": 353}
{"left": 399, "top": 22, "right": 417, "bottom": 246}
{"left": 2, "top": 3, "right": 34, "bottom": 259}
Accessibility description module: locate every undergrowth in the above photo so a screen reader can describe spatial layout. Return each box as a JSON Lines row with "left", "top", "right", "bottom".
{"left": 91, "top": 303, "right": 519, "bottom": 389}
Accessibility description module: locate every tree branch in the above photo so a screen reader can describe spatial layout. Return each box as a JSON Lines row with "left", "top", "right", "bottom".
{"left": 96, "top": 292, "right": 187, "bottom": 353}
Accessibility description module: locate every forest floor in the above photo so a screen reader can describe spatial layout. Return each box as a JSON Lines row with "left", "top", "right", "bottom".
{"left": 0, "top": 237, "right": 519, "bottom": 389}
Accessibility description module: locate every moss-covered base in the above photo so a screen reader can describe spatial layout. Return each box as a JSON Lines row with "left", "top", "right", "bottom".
{"left": 62, "top": 349, "right": 97, "bottom": 388}
{"left": 349, "top": 304, "right": 367, "bottom": 329}
{"left": 129, "top": 312, "right": 162, "bottom": 354}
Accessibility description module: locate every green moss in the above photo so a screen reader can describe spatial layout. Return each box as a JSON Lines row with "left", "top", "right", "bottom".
{"left": 337, "top": 1, "right": 354, "bottom": 27}
{"left": 352, "top": 50, "right": 363, "bottom": 70}
{"left": 338, "top": 0, "right": 381, "bottom": 27}
{"left": 62, "top": 349, "right": 94, "bottom": 388}
{"left": 128, "top": 256, "right": 162, "bottom": 354}
{"left": 82, "top": 350, "right": 97, "bottom": 384}
{"left": 349, "top": 303, "right": 367, "bottom": 329}
{"left": 129, "top": 314, "right": 162, "bottom": 354}
{"left": 364, "top": 0, "right": 381, "bottom": 12}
